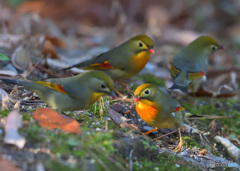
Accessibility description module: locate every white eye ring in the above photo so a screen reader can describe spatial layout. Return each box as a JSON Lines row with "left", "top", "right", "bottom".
{"left": 211, "top": 46, "right": 216, "bottom": 51}
{"left": 145, "top": 89, "right": 149, "bottom": 94}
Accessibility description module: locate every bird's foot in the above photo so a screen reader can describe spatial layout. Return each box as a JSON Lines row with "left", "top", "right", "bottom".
{"left": 142, "top": 128, "right": 159, "bottom": 136}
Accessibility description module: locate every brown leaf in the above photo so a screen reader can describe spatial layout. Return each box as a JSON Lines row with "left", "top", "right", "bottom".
{"left": 107, "top": 107, "right": 140, "bottom": 132}
{"left": 188, "top": 87, "right": 237, "bottom": 98}
{"left": 42, "top": 40, "right": 59, "bottom": 59}
{"left": 0, "top": 154, "right": 22, "bottom": 171}
{"left": 11, "top": 46, "right": 31, "bottom": 70}
{"left": 110, "top": 104, "right": 129, "bottom": 114}
{"left": 45, "top": 35, "right": 66, "bottom": 48}
{"left": 199, "top": 149, "right": 208, "bottom": 155}
{"left": 33, "top": 108, "right": 80, "bottom": 134}
{"left": 4, "top": 109, "right": 26, "bottom": 149}
{"left": 207, "top": 119, "right": 222, "bottom": 138}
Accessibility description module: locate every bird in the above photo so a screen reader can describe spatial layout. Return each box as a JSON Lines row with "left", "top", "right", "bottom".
{"left": 64, "top": 35, "right": 154, "bottom": 80}
{"left": 169, "top": 36, "right": 224, "bottom": 93}
{"left": 134, "top": 83, "right": 185, "bottom": 152}
{"left": 1, "top": 71, "right": 116, "bottom": 113}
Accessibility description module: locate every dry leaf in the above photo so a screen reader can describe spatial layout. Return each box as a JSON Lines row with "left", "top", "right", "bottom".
{"left": 199, "top": 149, "right": 207, "bottom": 155}
{"left": 45, "top": 35, "right": 66, "bottom": 48}
{"left": 0, "top": 154, "right": 22, "bottom": 171}
{"left": 207, "top": 119, "right": 222, "bottom": 138}
{"left": 11, "top": 46, "right": 31, "bottom": 70}
{"left": 188, "top": 87, "right": 237, "bottom": 98}
{"left": 107, "top": 107, "right": 140, "bottom": 132}
{"left": 42, "top": 40, "right": 59, "bottom": 59}
{"left": 0, "top": 70, "right": 18, "bottom": 77}
{"left": 33, "top": 108, "right": 81, "bottom": 134}
{"left": 4, "top": 109, "right": 26, "bottom": 149}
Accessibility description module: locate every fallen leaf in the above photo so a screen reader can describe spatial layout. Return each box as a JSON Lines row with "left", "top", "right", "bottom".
{"left": 42, "top": 40, "right": 59, "bottom": 59}
{"left": 107, "top": 107, "right": 140, "bottom": 132}
{"left": 110, "top": 104, "right": 129, "bottom": 114}
{"left": 199, "top": 149, "right": 207, "bottom": 155}
{"left": 4, "top": 109, "right": 26, "bottom": 149}
{"left": 11, "top": 46, "right": 31, "bottom": 70}
{"left": 45, "top": 35, "right": 66, "bottom": 48}
{"left": 207, "top": 119, "right": 222, "bottom": 138}
{"left": 0, "top": 154, "right": 22, "bottom": 171}
{"left": 188, "top": 87, "right": 237, "bottom": 98}
{"left": 33, "top": 108, "right": 81, "bottom": 134}
{"left": 0, "top": 70, "right": 18, "bottom": 77}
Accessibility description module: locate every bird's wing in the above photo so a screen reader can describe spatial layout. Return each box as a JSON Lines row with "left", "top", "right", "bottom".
{"left": 34, "top": 81, "right": 68, "bottom": 95}
{"left": 170, "top": 63, "right": 180, "bottom": 79}
{"left": 68, "top": 49, "right": 126, "bottom": 70}
{"left": 34, "top": 79, "right": 82, "bottom": 99}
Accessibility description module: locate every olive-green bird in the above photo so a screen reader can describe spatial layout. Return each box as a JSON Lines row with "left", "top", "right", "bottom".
{"left": 1, "top": 71, "right": 116, "bottom": 113}
{"left": 169, "top": 36, "right": 224, "bottom": 93}
{"left": 134, "top": 83, "right": 185, "bottom": 152}
{"left": 64, "top": 35, "right": 154, "bottom": 80}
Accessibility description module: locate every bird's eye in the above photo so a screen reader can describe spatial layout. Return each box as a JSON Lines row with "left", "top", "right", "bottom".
{"left": 145, "top": 89, "right": 149, "bottom": 94}
{"left": 211, "top": 46, "right": 216, "bottom": 51}
{"left": 101, "top": 84, "right": 106, "bottom": 89}
{"left": 139, "top": 42, "right": 143, "bottom": 47}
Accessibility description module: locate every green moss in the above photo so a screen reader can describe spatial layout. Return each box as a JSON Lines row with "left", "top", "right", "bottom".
{"left": 183, "top": 99, "right": 240, "bottom": 137}
{"left": 182, "top": 136, "right": 201, "bottom": 148}
{"left": 0, "top": 109, "right": 10, "bottom": 117}
{"left": 133, "top": 152, "right": 196, "bottom": 171}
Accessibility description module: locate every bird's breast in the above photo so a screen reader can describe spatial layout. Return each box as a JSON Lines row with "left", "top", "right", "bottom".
{"left": 136, "top": 100, "right": 159, "bottom": 126}
{"left": 131, "top": 51, "right": 150, "bottom": 72}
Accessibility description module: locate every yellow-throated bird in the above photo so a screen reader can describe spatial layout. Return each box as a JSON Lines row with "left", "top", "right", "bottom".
{"left": 169, "top": 36, "right": 224, "bottom": 93}
{"left": 64, "top": 35, "right": 154, "bottom": 80}
{"left": 1, "top": 71, "right": 116, "bottom": 113}
{"left": 134, "top": 83, "right": 185, "bottom": 152}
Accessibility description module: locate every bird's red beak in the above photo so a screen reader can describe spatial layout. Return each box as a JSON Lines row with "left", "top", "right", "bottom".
{"left": 110, "top": 91, "right": 118, "bottom": 99}
{"left": 134, "top": 96, "right": 140, "bottom": 103}
{"left": 219, "top": 45, "right": 225, "bottom": 50}
{"left": 148, "top": 49, "right": 155, "bottom": 54}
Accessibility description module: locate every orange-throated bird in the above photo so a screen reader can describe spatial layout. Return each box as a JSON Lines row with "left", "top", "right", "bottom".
{"left": 134, "top": 83, "right": 185, "bottom": 152}
{"left": 64, "top": 35, "right": 154, "bottom": 80}
{"left": 1, "top": 71, "right": 116, "bottom": 113}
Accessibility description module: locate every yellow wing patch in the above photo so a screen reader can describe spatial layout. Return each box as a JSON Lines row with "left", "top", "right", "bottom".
{"left": 35, "top": 81, "right": 68, "bottom": 95}
{"left": 170, "top": 64, "right": 180, "bottom": 78}
{"left": 187, "top": 69, "right": 204, "bottom": 80}
{"left": 85, "top": 61, "right": 113, "bottom": 70}
{"left": 170, "top": 63, "right": 204, "bottom": 80}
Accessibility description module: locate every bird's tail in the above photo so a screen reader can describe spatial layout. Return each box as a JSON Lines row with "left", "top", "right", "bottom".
{"left": 169, "top": 70, "right": 189, "bottom": 93}
{"left": 169, "top": 83, "right": 188, "bottom": 93}
{"left": 1, "top": 79, "right": 35, "bottom": 89}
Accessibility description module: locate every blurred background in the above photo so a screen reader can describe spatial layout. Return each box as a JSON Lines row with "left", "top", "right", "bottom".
{"left": 1, "top": 0, "right": 240, "bottom": 88}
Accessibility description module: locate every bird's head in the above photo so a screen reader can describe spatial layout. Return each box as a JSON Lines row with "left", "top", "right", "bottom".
{"left": 127, "top": 35, "right": 155, "bottom": 55}
{"left": 134, "top": 83, "right": 159, "bottom": 104}
{"left": 85, "top": 71, "right": 116, "bottom": 99}
{"left": 188, "top": 36, "right": 224, "bottom": 56}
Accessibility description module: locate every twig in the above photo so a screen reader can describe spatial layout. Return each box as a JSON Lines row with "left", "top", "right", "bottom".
{"left": 153, "top": 129, "right": 178, "bottom": 140}
{"left": 129, "top": 149, "right": 133, "bottom": 171}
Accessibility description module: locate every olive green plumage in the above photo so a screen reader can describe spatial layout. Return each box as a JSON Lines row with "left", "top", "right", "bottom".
{"left": 134, "top": 83, "right": 185, "bottom": 129}
{"left": 170, "top": 36, "right": 224, "bottom": 93}
{"left": 64, "top": 35, "right": 154, "bottom": 80}
{"left": 2, "top": 71, "right": 115, "bottom": 113}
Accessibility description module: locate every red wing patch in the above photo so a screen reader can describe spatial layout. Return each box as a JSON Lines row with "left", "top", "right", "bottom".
{"left": 175, "top": 104, "right": 184, "bottom": 112}
{"left": 34, "top": 81, "right": 68, "bottom": 95}
{"left": 86, "top": 61, "right": 113, "bottom": 70}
